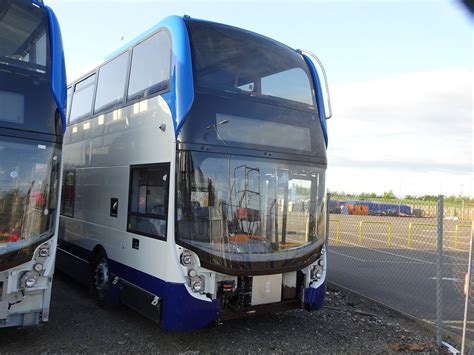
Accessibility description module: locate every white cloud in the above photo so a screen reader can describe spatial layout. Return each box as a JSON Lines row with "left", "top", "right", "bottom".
{"left": 326, "top": 70, "right": 473, "bottom": 196}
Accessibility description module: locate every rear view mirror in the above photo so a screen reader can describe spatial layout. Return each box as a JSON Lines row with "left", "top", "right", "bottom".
{"left": 298, "top": 49, "right": 332, "bottom": 119}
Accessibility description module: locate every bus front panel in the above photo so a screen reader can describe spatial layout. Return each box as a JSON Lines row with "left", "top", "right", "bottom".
{"left": 0, "top": 0, "right": 64, "bottom": 328}
{"left": 172, "top": 18, "right": 328, "bottom": 317}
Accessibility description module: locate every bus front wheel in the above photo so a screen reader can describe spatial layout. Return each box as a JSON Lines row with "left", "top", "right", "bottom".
{"left": 91, "top": 251, "right": 114, "bottom": 307}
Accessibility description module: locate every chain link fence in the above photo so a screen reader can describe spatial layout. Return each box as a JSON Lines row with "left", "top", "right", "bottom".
{"left": 327, "top": 193, "right": 473, "bottom": 351}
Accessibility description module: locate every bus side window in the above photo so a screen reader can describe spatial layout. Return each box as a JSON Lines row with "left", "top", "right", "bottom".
{"left": 69, "top": 74, "right": 96, "bottom": 123}
{"left": 94, "top": 52, "right": 129, "bottom": 113}
{"left": 127, "top": 164, "right": 169, "bottom": 239}
{"left": 61, "top": 170, "right": 76, "bottom": 217}
{"left": 127, "top": 31, "right": 171, "bottom": 101}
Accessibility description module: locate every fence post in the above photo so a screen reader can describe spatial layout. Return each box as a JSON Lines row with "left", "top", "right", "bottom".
{"left": 461, "top": 225, "right": 473, "bottom": 355}
{"left": 326, "top": 192, "right": 330, "bottom": 246}
{"left": 436, "top": 195, "right": 444, "bottom": 347}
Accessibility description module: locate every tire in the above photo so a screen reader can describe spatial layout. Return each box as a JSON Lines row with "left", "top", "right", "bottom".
{"left": 91, "top": 251, "right": 114, "bottom": 307}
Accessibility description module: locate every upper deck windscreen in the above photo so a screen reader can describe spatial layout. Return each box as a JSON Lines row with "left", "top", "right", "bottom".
{"left": 186, "top": 20, "right": 315, "bottom": 111}
{"left": 0, "top": 0, "right": 49, "bottom": 74}
{"left": 0, "top": 0, "right": 60, "bottom": 136}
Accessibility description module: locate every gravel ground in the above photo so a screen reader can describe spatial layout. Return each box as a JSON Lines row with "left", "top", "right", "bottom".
{"left": 0, "top": 273, "right": 453, "bottom": 353}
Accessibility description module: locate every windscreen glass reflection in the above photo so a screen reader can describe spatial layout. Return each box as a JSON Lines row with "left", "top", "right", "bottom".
{"left": 0, "top": 138, "right": 60, "bottom": 256}
{"left": 176, "top": 151, "right": 326, "bottom": 269}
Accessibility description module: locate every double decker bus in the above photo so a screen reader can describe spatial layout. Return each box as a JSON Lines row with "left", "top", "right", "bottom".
{"left": 0, "top": 0, "right": 66, "bottom": 327}
{"left": 58, "top": 15, "right": 331, "bottom": 331}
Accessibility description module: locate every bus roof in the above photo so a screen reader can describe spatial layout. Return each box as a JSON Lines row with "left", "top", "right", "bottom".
{"left": 105, "top": 15, "right": 184, "bottom": 61}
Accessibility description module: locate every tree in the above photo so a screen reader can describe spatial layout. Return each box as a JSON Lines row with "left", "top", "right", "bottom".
{"left": 382, "top": 190, "right": 396, "bottom": 200}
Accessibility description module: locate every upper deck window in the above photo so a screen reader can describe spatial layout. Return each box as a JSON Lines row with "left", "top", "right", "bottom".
{"left": 0, "top": 0, "right": 49, "bottom": 74}
{"left": 261, "top": 68, "right": 313, "bottom": 106}
{"left": 70, "top": 74, "right": 96, "bottom": 122}
{"left": 94, "top": 52, "right": 129, "bottom": 112}
{"left": 127, "top": 31, "right": 171, "bottom": 101}
{"left": 185, "top": 20, "right": 315, "bottom": 111}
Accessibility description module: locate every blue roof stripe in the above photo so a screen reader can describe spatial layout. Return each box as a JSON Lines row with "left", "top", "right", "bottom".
{"left": 34, "top": 1, "right": 67, "bottom": 134}
{"left": 81, "top": 15, "right": 328, "bottom": 146}
{"left": 302, "top": 54, "right": 328, "bottom": 147}
{"left": 103, "top": 16, "right": 194, "bottom": 135}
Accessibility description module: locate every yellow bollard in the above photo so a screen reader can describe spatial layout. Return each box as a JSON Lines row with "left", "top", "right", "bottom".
{"left": 359, "top": 220, "right": 393, "bottom": 246}
{"left": 330, "top": 219, "right": 340, "bottom": 243}
{"left": 407, "top": 223, "right": 437, "bottom": 248}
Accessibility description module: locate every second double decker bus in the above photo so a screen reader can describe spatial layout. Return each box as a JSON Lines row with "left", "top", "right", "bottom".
{"left": 0, "top": 0, "right": 66, "bottom": 327}
{"left": 58, "top": 16, "right": 331, "bottom": 331}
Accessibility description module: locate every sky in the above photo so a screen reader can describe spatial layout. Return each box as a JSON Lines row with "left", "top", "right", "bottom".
{"left": 47, "top": 0, "right": 473, "bottom": 197}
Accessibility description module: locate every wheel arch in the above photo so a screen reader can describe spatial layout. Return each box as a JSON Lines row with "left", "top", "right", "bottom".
{"left": 90, "top": 244, "right": 107, "bottom": 263}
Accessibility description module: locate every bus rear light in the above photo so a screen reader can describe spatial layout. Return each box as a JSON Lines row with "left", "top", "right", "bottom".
{"left": 222, "top": 280, "right": 235, "bottom": 293}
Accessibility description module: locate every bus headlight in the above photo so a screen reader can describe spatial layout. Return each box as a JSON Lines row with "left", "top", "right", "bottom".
{"left": 311, "top": 265, "right": 322, "bottom": 280}
{"left": 33, "top": 263, "right": 44, "bottom": 272}
{"left": 25, "top": 277, "right": 36, "bottom": 288}
{"left": 180, "top": 250, "right": 193, "bottom": 266}
{"left": 39, "top": 248, "right": 49, "bottom": 257}
{"left": 190, "top": 275, "right": 205, "bottom": 293}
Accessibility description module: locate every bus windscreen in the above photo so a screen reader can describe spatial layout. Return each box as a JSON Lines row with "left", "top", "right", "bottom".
{"left": 186, "top": 20, "right": 316, "bottom": 111}
{"left": 0, "top": 0, "right": 49, "bottom": 73}
{"left": 0, "top": 137, "right": 60, "bottom": 262}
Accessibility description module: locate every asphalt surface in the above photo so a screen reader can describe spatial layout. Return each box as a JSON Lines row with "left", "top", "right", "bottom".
{"left": 0, "top": 273, "right": 451, "bottom": 353}
{"left": 328, "top": 214, "right": 473, "bottom": 340}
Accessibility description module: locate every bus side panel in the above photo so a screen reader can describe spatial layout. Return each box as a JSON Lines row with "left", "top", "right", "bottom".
{"left": 56, "top": 246, "right": 91, "bottom": 286}
{"left": 59, "top": 95, "right": 192, "bottom": 304}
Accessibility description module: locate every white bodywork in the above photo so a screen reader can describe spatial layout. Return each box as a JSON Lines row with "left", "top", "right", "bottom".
{"left": 61, "top": 95, "right": 185, "bottom": 285}
{"left": 60, "top": 93, "right": 327, "bottom": 309}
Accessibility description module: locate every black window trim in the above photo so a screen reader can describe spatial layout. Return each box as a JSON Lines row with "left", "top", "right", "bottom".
{"left": 127, "top": 163, "right": 170, "bottom": 241}
{"left": 195, "top": 86, "right": 318, "bottom": 115}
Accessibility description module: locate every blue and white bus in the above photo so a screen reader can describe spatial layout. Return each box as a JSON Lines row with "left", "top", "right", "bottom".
{"left": 0, "top": 0, "right": 66, "bottom": 327}
{"left": 58, "top": 15, "right": 331, "bottom": 331}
